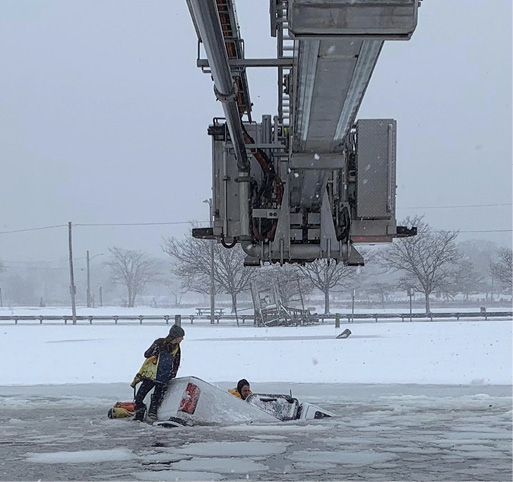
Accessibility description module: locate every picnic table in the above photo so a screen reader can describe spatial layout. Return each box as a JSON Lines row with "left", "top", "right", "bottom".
{"left": 195, "top": 307, "right": 224, "bottom": 316}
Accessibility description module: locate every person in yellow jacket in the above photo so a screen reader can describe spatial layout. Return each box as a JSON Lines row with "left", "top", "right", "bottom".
{"left": 228, "top": 379, "right": 252, "bottom": 400}
{"left": 132, "top": 324, "right": 185, "bottom": 422}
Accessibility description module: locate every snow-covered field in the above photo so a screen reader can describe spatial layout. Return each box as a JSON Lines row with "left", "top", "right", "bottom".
{"left": 0, "top": 309, "right": 511, "bottom": 481}
{"left": 1, "top": 308, "right": 511, "bottom": 386}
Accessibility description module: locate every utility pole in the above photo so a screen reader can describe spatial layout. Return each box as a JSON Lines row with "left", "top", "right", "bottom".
{"left": 68, "top": 222, "right": 77, "bottom": 325}
{"left": 0, "top": 287, "right": 2, "bottom": 308}
{"left": 297, "top": 277, "right": 305, "bottom": 311}
{"left": 210, "top": 234, "right": 215, "bottom": 324}
{"left": 204, "top": 198, "right": 216, "bottom": 325}
{"left": 99, "top": 286, "right": 103, "bottom": 307}
{"left": 86, "top": 250, "right": 91, "bottom": 308}
{"left": 351, "top": 288, "right": 355, "bottom": 323}
{"left": 408, "top": 287, "right": 413, "bottom": 321}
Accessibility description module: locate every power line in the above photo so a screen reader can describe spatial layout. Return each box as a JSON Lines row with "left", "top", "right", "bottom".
{"left": 0, "top": 224, "right": 67, "bottom": 235}
{"left": 456, "top": 229, "right": 512, "bottom": 233}
{"left": 0, "top": 221, "right": 207, "bottom": 235}
{"left": 0, "top": 221, "right": 510, "bottom": 237}
{"left": 0, "top": 203, "right": 510, "bottom": 236}
{"left": 1, "top": 259, "right": 67, "bottom": 264}
{"left": 74, "top": 221, "right": 206, "bottom": 227}
{"left": 398, "top": 203, "right": 511, "bottom": 209}
{"left": 1, "top": 264, "right": 68, "bottom": 271}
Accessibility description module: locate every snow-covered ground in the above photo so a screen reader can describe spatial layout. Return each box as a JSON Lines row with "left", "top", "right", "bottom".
{"left": 0, "top": 309, "right": 511, "bottom": 481}
{"left": 1, "top": 309, "right": 511, "bottom": 386}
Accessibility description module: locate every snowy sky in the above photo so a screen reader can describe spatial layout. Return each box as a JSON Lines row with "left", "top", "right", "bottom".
{"left": 0, "top": 0, "right": 511, "bottom": 265}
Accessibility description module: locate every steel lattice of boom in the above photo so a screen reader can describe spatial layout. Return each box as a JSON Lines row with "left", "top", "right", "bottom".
{"left": 187, "top": 0, "right": 419, "bottom": 267}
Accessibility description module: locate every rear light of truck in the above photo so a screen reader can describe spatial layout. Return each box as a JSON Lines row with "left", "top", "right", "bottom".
{"left": 179, "top": 383, "right": 200, "bottom": 414}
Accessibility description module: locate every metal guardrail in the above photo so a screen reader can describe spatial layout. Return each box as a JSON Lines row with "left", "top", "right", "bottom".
{"left": 319, "top": 311, "right": 513, "bottom": 324}
{"left": 0, "top": 314, "right": 176, "bottom": 325}
{"left": 0, "top": 311, "right": 511, "bottom": 325}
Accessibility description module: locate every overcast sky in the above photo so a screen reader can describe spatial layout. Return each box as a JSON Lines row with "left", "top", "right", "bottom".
{"left": 0, "top": 0, "right": 511, "bottom": 267}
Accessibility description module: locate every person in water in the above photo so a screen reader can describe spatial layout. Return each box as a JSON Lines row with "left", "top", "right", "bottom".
{"left": 228, "top": 378, "right": 252, "bottom": 400}
{"left": 133, "top": 324, "right": 185, "bottom": 422}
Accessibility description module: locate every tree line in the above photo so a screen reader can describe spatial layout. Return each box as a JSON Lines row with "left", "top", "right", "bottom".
{"left": 90, "top": 216, "right": 513, "bottom": 313}
{"left": 0, "top": 216, "right": 511, "bottom": 312}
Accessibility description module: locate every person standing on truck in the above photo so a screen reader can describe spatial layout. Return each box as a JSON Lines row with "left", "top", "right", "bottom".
{"left": 228, "top": 379, "right": 252, "bottom": 400}
{"left": 132, "top": 324, "right": 185, "bottom": 422}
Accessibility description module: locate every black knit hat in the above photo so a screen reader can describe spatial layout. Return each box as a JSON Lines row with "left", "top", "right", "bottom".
{"left": 168, "top": 324, "right": 185, "bottom": 339}
{"left": 237, "top": 379, "right": 250, "bottom": 394}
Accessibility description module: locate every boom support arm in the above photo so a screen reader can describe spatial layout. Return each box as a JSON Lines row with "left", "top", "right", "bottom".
{"left": 187, "top": 0, "right": 419, "bottom": 266}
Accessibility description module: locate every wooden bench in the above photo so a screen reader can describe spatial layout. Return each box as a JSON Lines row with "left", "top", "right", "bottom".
{"left": 196, "top": 308, "right": 224, "bottom": 316}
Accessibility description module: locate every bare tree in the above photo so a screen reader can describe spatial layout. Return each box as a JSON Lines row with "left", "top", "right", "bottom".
{"left": 448, "top": 258, "right": 484, "bottom": 300}
{"left": 162, "top": 272, "right": 189, "bottom": 307}
{"left": 162, "top": 236, "right": 255, "bottom": 313}
{"left": 104, "top": 247, "right": 161, "bottom": 307}
{"left": 490, "top": 247, "right": 513, "bottom": 291}
{"left": 458, "top": 239, "right": 498, "bottom": 300}
{"left": 363, "top": 280, "right": 397, "bottom": 305}
{"left": 298, "top": 260, "right": 355, "bottom": 314}
{"left": 216, "top": 246, "right": 256, "bottom": 313}
{"left": 255, "top": 264, "right": 312, "bottom": 306}
{"left": 346, "top": 247, "right": 393, "bottom": 302}
{"left": 162, "top": 237, "right": 211, "bottom": 296}
{"left": 379, "top": 216, "right": 460, "bottom": 313}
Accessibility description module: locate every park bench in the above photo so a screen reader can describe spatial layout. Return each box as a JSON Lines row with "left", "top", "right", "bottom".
{"left": 196, "top": 307, "right": 224, "bottom": 316}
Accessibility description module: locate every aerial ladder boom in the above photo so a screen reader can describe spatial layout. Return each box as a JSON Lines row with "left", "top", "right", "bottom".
{"left": 187, "top": 0, "right": 419, "bottom": 266}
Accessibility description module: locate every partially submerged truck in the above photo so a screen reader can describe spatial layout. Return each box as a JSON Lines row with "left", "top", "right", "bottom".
{"left": 154, "top": 377, "right": 335, "bottom": 427}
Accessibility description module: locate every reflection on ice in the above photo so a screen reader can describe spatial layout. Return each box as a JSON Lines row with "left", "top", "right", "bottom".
{"left": 173, "top": 441, "right": 288, "bottom": 457}
{"left": 172, "top": 457, "right": 268, "bottom": 474}
{"left": 26, "top": 448, "right": 134, "bottom": 464}
{"left": 287, "top": 449, "right": 398, "bottom": 465}
{"left": 132, "top": 470, "right": 224, "bottom": 481}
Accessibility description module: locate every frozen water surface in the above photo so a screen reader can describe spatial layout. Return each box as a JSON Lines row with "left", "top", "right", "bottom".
{"left": 0, "top": 383, "right": 510, "bottom": 481}
{"left": 0, "top": 317, "right": 511, "bottom": 479}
